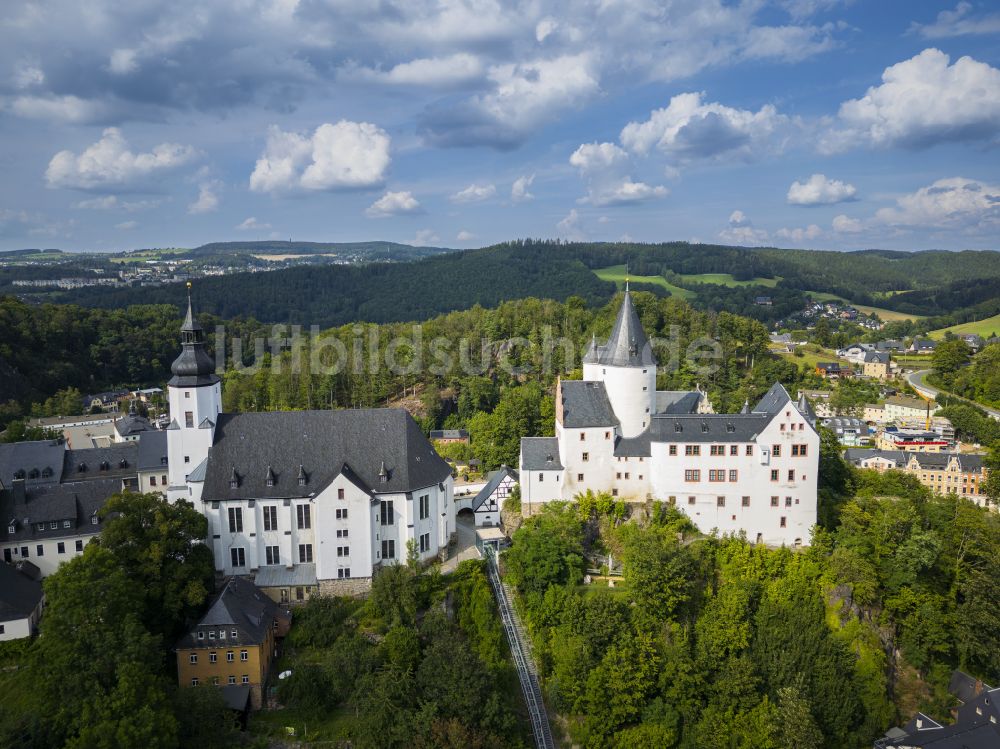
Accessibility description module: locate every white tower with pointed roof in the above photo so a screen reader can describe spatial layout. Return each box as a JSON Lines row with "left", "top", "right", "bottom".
{"left": 582, "top": 289, "right": 657, "bottom": 438}
{"left": 166, "top": 286, "right": 222, "bottom": 502}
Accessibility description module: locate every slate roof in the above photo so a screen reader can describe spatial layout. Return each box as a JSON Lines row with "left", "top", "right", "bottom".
{"left": 950, "top": 670, "right": 992, "bottom": 705}
{"left": 137, "top": 430, "right": 168, "bottom": 471}
{"left": 560, "top": 381, "right": 619, "bottom": 428}
{"left": 254, "top": 563, "right": 318, "bottom": 588}
{"left": 0, "top": 440, "right": 65, "bottom": 488}
{"left": 429, "top": 429, "right": 469, "bottom": 440}
{"left": 114, "top": 412, "right": 154, "bottom": 438}
{"left": 186, "top": 457, "right": 208, "bottom": 483}
{"left": 863, "top": 350, "right": 891, "bottom": 364}
{"left": 201, "top": 409, "right": 451, "bottom": 501}
{"left": 520, "top": 437, "right": 563, "bottom": 470}
{"left": 844, "top": 449, "right": 908, "bottom": 466}
{"left": 169, "top": 296, "right": 221, "bottom": 388}
{"left": 176, "top": 576, "right": 285, "bottom": 649}
{"left": 880, "top": 688, "right": 1000, "bottom": 748}
{"left": 472, "top": 466, "right": 518, "bottom": 511}
{"left": 0, "top": 562, "right": 43, "bottom": 623}
{"left": 649, "top": 414, "right": 772, "bottom": 443}
{"left": 614, "top": 431, "right": 652, "bottom": 457}
{"left": 752, "top": 382, "right": 794, "bottom": 415}
{"left": 583, "top": 291, "right": 656, "bottom": 367}
{"left": 62, "top": 442, "right": 138, "bottom": 482}
{"left": 656, "top": 390, "right": 702, "bottom": 415}
{"left": 0, "top": 476, "right": 119, "bottom": 542}
{"left": 908, "top": 452, "right": 984, "bottom": 473}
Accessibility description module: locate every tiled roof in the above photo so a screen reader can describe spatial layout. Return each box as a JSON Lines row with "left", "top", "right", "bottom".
{"left": 472, "top": 466, "right": 518, "bottom": 511}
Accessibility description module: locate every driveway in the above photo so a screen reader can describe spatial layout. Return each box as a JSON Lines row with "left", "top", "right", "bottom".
{"left": 440, "top": 512, "right": 481, "bottom": 574}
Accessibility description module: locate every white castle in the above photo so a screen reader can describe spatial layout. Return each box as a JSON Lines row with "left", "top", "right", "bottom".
{"left": 519, "top": 290, "right": 819, "bottom": 546}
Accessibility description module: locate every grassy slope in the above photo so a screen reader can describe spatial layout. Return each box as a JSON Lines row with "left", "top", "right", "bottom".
{"left": 594, "top": 264, "right": 695, "bottom": 300}
{"left": 677, "top": 272, "right": 781, "bottom": 288}
{"left": 928, "top": 313, "right": 1000, "bottom": 340}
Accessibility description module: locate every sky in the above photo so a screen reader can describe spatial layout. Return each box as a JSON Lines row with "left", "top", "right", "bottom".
{"left": 0, "top": 0, "right": 999, "bottom": 253}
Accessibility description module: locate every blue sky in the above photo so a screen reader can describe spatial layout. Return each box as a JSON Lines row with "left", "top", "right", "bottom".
{"left": 0, "top": 0, "right": 998, "bottom": 252}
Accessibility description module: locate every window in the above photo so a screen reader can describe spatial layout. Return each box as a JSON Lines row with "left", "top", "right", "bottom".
{"left": 299, "top": 544, "right": 313, "bottom": 563}
{"left": 582, "top": 452, "right": 589, "bottom": 462}
{"left": 336, "top": 529, "right": 348, "bottom": 538}
{"left": 770, "top": 469, "right": 779, "bottom": 481}
{"left": 296, "top": 504, "right": 311, "bottom": 529}
{"left": 771, "top": 496, "right": 779, "bottom": 507}
{"left": 57, "top": 542, "right": 65, "bottom": 554}
{"left": 91, "top": 515, "right": 99, "bottom": 525}
{"left": 717, "top": 496, "right": 726, "bottom": 507}
{"left": 419, "top": 532, "right": 431, "bottom": 553}
{"left": 729, "top": 469, "right": 738, "bottom": 482}
{"left": 772, "top": 445, "right": 781, "bottom": 457}
{"left": 228, "top": 507, "right": 243, "bottom": 533}
{"left": 337, "top": 568, "right": 352, "bottom": 579}
{"left": 612, "top": 488, "right": 619, "bottom": 496}
{"left": 579, "top": 432, "right": 585, "bottom": 441}
{"left": 230, "top": 547, "right": 246, "bottom": 567}
{"left": 191, "top": 678, "right": 199, "bottom": 686}
{"left": 21, "top": 546, "right": 28, "bottom": 557}
{"left": 710, "top": 445, "right": 725, "bottom": 456}
{"left": 242, "top": 675, "right": 249, "bottom": 684}
{"left": 337, "top": 545, "right": 349, "bottom": 557}
{"left": 240, "top": 650, "right": 248, "bottom": 662}
{"left": 685, "top": 445, "right": 700, "bottom": 456}
{"left": 228, "top": 675, "right": 236, "bottom": 684}
{"left": 75, "top": 539, "right": 83, "bottom": 552}
{"left": 265, "top": 545, "right": 280, "bottom": 565}
{"left": 729, "top": 445, "right": 738, "bottom": 456}
{"left": 688, "top": 496, "right": 696, "bottom": 505}
{"left": 605, "top": 431, "right": 611, "bottom": 440}
{"left": 36, "top": 545, "right": 43, "bottom": 557}
{"left": 746, "top": 445, "right": 753, "bottom": 456}
{"left": 785, "top": 497, "right": 793, "bottom": 507}
{"left": 577, "top": 473, "right": 584, "bottom": 482}
{"left": 231, "top": 630, "right": 237, "bottom": 638}
{"left": 185, "top": 411, "right": 194, "bottom": 428}
{"left": 742, "top": 496, "right": 750, "bottom": 507}
{"left": 709, "top": 469, "right": 725, "bottom": 482}
{"left": 336, "top": 508, "right": 348, "bottom": 520}
{"left": 419, "top": 494, "right": 430, "bottom": 520}
{"left": 788, "top": 470, "right": 795, "bottom": 481}
{"left": 792, "top": 444, "right": 808, "bottom": 457}
{"left": 382, "top": 539, "right": 396, "bottom": 559}
{"left": 212, "top": 677, "right": 219, "bottom": 685}
{"left": 209, "top": 631, "right": 216, "bottom": 640}
{"left": 150, "top": 476, "right": 157, "bottom": 486}
{"left": 379, "top": 500, "right": 393, "bottom": 525}
{"left": 780, "top": 516, "right": 787, "bottom": 528}
{"left": 669, "top": 445, "right": 677, "bottom": 456}
{"left": 189, "top": 653, "right": 198, "bottom": 664}
{"left": 337, "top": 487, "right": 345, "bottom": 500}
{"left": 684, "top": 469, "right": 700, "bottom": 482}
{"left": 668, "top": 496, "right": 676, "bottom": 505}
{"left": 226, "top": 651, "right": 234, "bottom": 662}
{"left": 262, "top": 506, "right": 278, "bottom": 531}
{"left": 210, "top": 652, "right": 217, "bottom": 663}
{"left": 538, "top": 473, "right": 544, "bottom": 482}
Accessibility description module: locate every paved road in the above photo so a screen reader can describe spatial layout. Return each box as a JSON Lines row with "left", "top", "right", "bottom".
{"left": 907, "top": 369, "right": 1000, "bottom": 421}
{"left": 440, "top": 513, "right": 482, "bottom": 574}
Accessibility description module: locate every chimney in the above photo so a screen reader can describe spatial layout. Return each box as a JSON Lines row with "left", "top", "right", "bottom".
{"left": 11, "top": 478, "right": 26, "bottom": 506}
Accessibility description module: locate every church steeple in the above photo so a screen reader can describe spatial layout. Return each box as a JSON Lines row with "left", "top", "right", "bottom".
{"left": 583, "top": 290, "right": 656, "bottom": 367}
{"left": 169, "top": 283, "right": 220, "bottom": 386}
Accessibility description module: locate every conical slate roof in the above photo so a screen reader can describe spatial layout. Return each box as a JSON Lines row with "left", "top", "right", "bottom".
{"left": 168, "top": 287, "right": 220, "bottom": 387}
{"left": 583, "top": 291, "right": 656, "bottom": 367}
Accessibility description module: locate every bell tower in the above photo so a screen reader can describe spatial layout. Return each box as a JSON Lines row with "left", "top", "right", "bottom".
{"left": 166, "top": 284, "right": 221, "bottom": 502}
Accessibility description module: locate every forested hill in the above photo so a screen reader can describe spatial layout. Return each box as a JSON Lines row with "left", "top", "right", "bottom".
{"left": 48, "top": 239, "right": 1000, "bottom": 326}
{"left": 187, "top": 239, "right": 452, "bottom": 259}
{"left": 52, "top": 243, "right": 617, "bottom": 327}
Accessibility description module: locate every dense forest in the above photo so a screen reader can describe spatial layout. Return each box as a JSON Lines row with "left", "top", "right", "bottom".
{"left": 503, "top": 462, "right": 1000, "bottom": 748}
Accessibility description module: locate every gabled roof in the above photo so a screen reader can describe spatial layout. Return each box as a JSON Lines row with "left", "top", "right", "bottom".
{"left": 614, "top": 430, "right": 652, "bottom": 457}
{"left": 863, "top": 350, "right": 891, "bottom": 363}
{"left": 753, "top": 382, "right": 793, "bottom": 415}
{"left": 62, "top": 443, "right": 138, "bottom": 482}
{"left": 114, "top": 413, "right": 154, "bottom": 437}
{"left": 560, "top": 381, "right": 619, "bottom": 428}
{"left": 177, "top": 577, "right": 283, "bottom": 649}
{"left": 137, "top": 430, "right": 168, "bottom": 471}
{"left": 0, "top": 562, "right": 43, "bottom": 622}
{"left": 582, "top": 291, "right": 656, "bottom": 367}
{"left": 0, "top": 440, "right": 65, "bottom": 488}
{"left": 843, "top": 448, "right": 908, "bottom": 466}
{"left": 201, "top": 409, "right": 451, "bottom": 500}
{"left": 520, "top": 437, "right": 562, "bottom": 470}
{"left": 0, "top": 476, "right": 119, "bottom": 542}
{"left": 656, "top": 390, "right": 702, "bottom": 415}
{"left": 472, "top": 466, "right": 518, "bottom": 511}
{"left": 649, "top": 414, "right": 772, "bottom": 443}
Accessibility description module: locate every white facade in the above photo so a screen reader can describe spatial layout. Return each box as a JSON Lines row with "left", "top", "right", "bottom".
{"left": 166, "top": 382, "right": 221, "bottom": 502}
{"left": 582, "top": 361, "right": 656, "bottom": 438}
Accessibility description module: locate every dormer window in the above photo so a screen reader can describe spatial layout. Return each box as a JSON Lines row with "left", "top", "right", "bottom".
{"left": 77, "top": 463, "right": 87, "bottom": 473}
{"left": 297, "top": 465, "right": 307, "bottom": 487}
{"left": 229, "top": 467, "right": 240, "bottom": 489}
{"left": 14, "top": 469, "right": 25, "bottom": 480}
{"left": 265, "top": 466, "right": 276, "bottom": 488}
{"left": 91, "top": 515, "right": 99, "bottom": 525}
{"left": 41, "top": 467, "right": 52, "bottom": 478}
{"left": 100, "top": 461, "right": 109, "bottom": 471}
{"left": 28, "top": 468, "right": 39, "bottom": 479}
{"left": 7, "top": 522, "right": 14, "bottom": 534}
{"left": 119, "top": 458, "right": 128, "bottom": 469}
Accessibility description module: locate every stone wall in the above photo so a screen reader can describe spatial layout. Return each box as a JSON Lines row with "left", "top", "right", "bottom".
{"left": 318, "top": 577, "right": 372, "bottom": 597}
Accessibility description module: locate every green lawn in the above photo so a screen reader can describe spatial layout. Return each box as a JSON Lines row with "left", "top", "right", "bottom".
{"left": 804, "top": 291, "right": 925, "bottom": 322}
{"left": 677, "top": 272, "right": 781, "bottom": 288}
{"left": 928, "top": 313, "right": 1000, "bottom": 340}
{"left": 594, "top": 264, "right": 695, "bottom": 300}
{"left": 773, "top": 344, "right": 842, "bottom": 370}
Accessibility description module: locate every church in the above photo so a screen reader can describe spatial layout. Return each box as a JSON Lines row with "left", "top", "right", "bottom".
{"left": 165, "top": 292, "right": 455, "bottom": 599}
{"left": 520, "top": 290, "right": 819, "bottom": 547}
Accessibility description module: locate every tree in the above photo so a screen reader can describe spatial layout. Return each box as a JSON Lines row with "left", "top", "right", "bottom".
{"left": 173, "top": 686, "right": 241, "bottom": 749}
{"left": 369, "top": 564, "right": 418, "bottom": 628}
{"left": 984, "top": 441, "right": 1000, "bottom": 506}
{"left": 932, "top": 338, "right": 971, "bottom": 377}
{"left": 620, "top": 528, "right": 694, "bottom": 623}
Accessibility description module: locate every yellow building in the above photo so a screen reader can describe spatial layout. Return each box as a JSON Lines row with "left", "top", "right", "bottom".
{"left": 861, "top": 351, "right": 891, "bottom": 381}
{"left": 845, "top": 449, "right": 990, "bottom": 507}
{"left": 175, "top": 577, "right": 290, "bottom": 710}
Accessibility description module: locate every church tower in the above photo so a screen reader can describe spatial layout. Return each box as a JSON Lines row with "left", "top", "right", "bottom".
{"left": 166, "top": 285, "right": 221, "bottom": 502}
{"left": 582, "top": 288, "right": 657, "bottom": 438}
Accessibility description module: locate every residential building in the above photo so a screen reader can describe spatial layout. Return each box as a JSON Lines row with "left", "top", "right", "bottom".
{"left": 112, "top": 408, "right": 155, "bottom": 442}
{"left": 884, "top": 395, "right": 939, "bottom": 423}
{"left": 861, "top": 350, "right": 892, "bottom": 381}
{"left": 520, "top": 291, "right": 819, "bottom": 547}
{"left": 175, "top": 577, "right": 291, "bottom": 710}
{"left": 822, "top": 417, "right": 870, "bottom": 446}
{"left": 137, "top": 430, "right": 169, "bottom": 496}
{"left": 844, "top": 449, "right": 990, "bottom": 506}
{"left": 838, "top": 343, "right": 874, "bottom": 364}
{"left": 816, "top": 362, "right": 851, "bottom": 379}
{"left": 164, "top": 292, "right": 456, "bottom": 595}
{"left": 471, "top": 466, "right": 518, "bottom": 527}
{"left": 864, "top": 403, "right": 887, "bottom": 423}
{"left": 799, "top": 390, "right": 834, "bottom": 418}
{"left": 27, "top": 413, "right": 117, "bottom": 449}
{"left": 429, "top": 429, "right": 470, "bottom": 444}
{"left": 876, "top": 429, "right": 950, "bottom": 453}
{"left": 0, "top": 561, "right": 43, "bottom": 641}
{"left": 82, "top": 390, "right": 130, "bottom": 413}
{"left": 908, "top": 338, "right": 938, "bottom": 354}
{"left": 897, "top": 416, "right": 955, "bottom": 443}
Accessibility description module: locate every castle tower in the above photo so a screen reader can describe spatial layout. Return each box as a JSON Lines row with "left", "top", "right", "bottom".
{"left": 582, "top": 289, "right": 657, "bottom": 437}
{"left": 166, "top": 285, "right": 221, "bottom": 502}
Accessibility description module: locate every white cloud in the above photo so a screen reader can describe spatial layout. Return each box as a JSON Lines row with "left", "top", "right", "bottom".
{"left": 45, "top": 128, "right": 197, "bottom": 190}
{"left": 456, "top": 230, "right": 475, "bottom": 241}
{"left": 450, "top": 183, "right": 497, "bottom": 203}
{"left": 12, "top": 64, "right": 44, "bottom": 89}
{"left": 832, "top": 214, "right": 864, "bottom": 233}
{"left": 775, "top": 224, "right": 823, "bottom": 243}
{"left": 75, "top": 196, "right": 119, "bottom": 210}
{"left": 821, "top": 49, "right": 1000, "bottom": 152}
{"left": 620, "top": 92, "right": 789, "bottom": 161}
{"left": 787, "top": 173, "right": 857, "bottom": 205}
{"left": 188, "top": 181, "right": 221, "bottom": 214}
{"left": 873, "top": 177, "right": 1000, "bottom": 231}
{"left": 412, "top": 229, "right": 440, "bottom": 245}
{"left": 910, "top": 3, "right": 1000, "bottom": 38}
{"left": 365, "top": 190, "right": 422, "bottom": 218}
{"left": 115, "top": 220, "right": 138, "bottom": 231}
{"left": 557, "top": 208, "right": 585, "bottom": 240}
{"left": 345, "top": 53, "right": 484, "bottom": 87}
{"left": 109, "top": 48, "right": 139, "bottom": 75}
{"left": 237, "top": 217, "right": 271, "bottom": 231}
{"left": 569, "top": 142, "right": 668, "bottom": 206}
{"left": 250, "top": 121, "right": 391, "bottom": 193}
{"left": 10, "top": 94, "right": 109, "bottom": 124}
{"left": 535, "top": 17, "right": 559, "bottom": 42}
{"left": 511, "top": 174, "right": 535, "bottom": 202}
{"left": 719, "top": 210, "right": 769, "bottom": 245}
